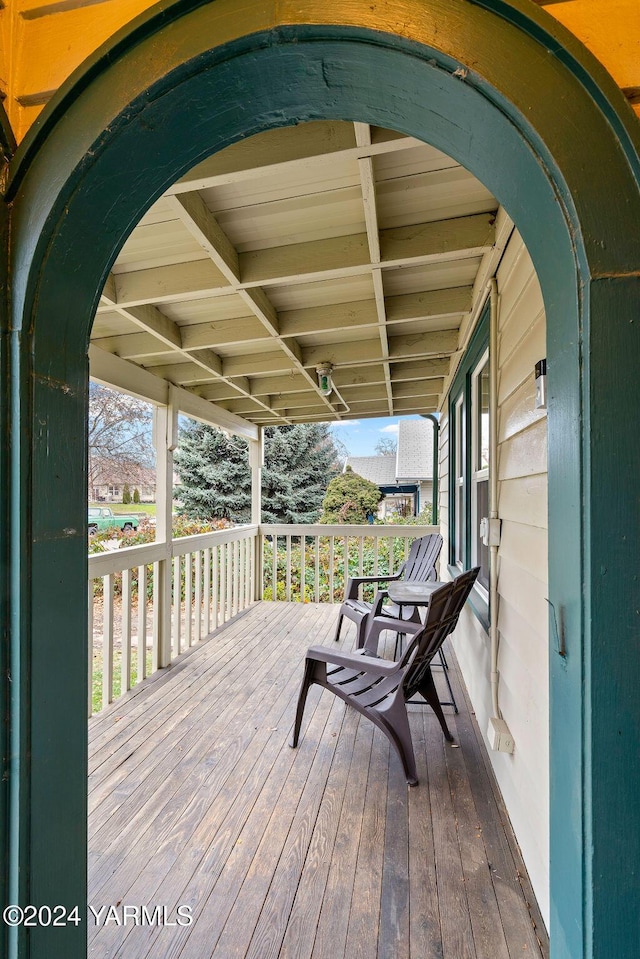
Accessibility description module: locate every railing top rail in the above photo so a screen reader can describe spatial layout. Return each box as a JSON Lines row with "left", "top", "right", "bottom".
{"left": 88, "top": 524, "right": 259, "bottom": 576}
{"left": 171, "top": 524, "right": 258, "bottom": 556}
{"left": 89, "top": 540, "right": 168, "bottom": 578}
{"left": 259, "top": 524, "right": 438, "bottom": 537}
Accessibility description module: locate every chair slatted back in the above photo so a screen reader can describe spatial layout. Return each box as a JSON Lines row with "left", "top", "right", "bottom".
{"left": 401, "top": 533, "right": 443, "bottom": 583}
{"left": 401, "top": 568, "right": 479, "bottom": 700}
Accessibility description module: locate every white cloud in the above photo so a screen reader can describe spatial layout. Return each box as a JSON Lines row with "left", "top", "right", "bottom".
{"left": 330, "top": 420, "right": 361, "bottom": 428}
{"left": 381, "top": 423, "right": 399, "bottom": 434}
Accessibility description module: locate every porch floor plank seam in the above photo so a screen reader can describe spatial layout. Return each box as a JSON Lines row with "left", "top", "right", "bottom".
{"left": 88, "top": 601, "right": 548, "bottom": 959}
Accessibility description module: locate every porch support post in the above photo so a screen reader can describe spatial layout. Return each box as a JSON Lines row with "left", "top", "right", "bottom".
{"left": 153, "top": 396, "right": 177, "bottom": 668}
{"left": 249, "top": 428, "right": 263, "bottom": 600}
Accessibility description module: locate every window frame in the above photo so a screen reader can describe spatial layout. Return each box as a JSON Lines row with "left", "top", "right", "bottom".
{"left": 448, "top": 303, "right": 491, "bottom": 624}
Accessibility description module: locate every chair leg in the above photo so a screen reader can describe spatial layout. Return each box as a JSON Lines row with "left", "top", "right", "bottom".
{"left": 378, "top": 704, "right": 419, "bottom": 786}
{"left": 356, "top": 614, "right": 370, "bottom": 649}
{"left": 417, "top": 668, "right": 454, "bottom": 743}
{"left": 438, "top": 648, "right": 458, "bottom": 713}
{"left": 290, "top": 659, "right": 315, "bottom": 747}
{"left": 334, "top": 613, "right": 344, "bottom": 643}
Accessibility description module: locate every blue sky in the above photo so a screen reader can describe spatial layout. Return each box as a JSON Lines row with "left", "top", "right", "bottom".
{"left": 330, "top": 414, "right": 425, "bottom": 458}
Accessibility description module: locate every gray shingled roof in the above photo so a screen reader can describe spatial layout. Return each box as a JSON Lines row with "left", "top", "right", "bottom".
{"left": 344, "top": 455, "right": 397, "bottom": 486}
{"left": 344, "top": 418, "right": 435, "bottom": 487}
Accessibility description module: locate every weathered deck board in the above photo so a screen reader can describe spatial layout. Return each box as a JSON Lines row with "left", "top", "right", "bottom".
{"left": 88, "top": 601, "right": 548, "bottom": 959}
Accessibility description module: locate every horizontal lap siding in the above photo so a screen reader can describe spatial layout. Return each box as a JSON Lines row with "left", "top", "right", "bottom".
{"left": 440, "top": 230, "right": 549, "bottom": 926}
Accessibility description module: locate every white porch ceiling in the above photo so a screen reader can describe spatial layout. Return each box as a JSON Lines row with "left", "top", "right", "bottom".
{"left": 91, "top": 120, "right": 507, "bottom": 425}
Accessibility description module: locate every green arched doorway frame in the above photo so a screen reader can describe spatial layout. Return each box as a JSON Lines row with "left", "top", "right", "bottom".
{"left": 4, "top": 2, "right": 640, "bottom": 957}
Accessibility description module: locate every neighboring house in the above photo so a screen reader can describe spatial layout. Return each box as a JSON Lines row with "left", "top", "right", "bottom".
{"left": 345, "top": 418, "right": 435, "bottom": 518}
{"left": 89, "top": 458, "right": 156, "bottom": 503}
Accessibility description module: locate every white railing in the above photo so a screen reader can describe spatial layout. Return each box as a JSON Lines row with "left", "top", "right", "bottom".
{"left": 89, "top": 522, "right": 437, "bottom": 715}
{"left": 259, "top": 524, "right": 437, "bottom": 603}
{"left": 89, "top": 525, "right": 258, "bottom": 715}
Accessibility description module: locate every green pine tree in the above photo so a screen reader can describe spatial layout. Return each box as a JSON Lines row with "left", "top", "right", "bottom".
{"left": 132, "top": 488, "right": 140, "bottom": 504}
{"left": 122, "top": 483, "right": 131, "bottom": 504}
{"left": 174, "top": 422, "right": 342, "bottom": 524}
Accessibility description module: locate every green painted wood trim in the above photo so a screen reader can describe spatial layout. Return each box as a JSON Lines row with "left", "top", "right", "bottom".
{"left": 5, "top": 4, "right": 640, "bottom": 958}
{"left": 420, "top": 414, "right": 439, "bottom": 525}
{"left": 0, "top": 103, "right": 16, "bottom": 163}
{"left": 0, "top": 163, "right": 11, "bottom": 959}
{"left": 448, "top": 305, "right": 490, "bottom": 569}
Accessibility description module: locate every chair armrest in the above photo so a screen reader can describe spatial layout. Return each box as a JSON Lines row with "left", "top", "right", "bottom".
{"left": 369, "top": 590, "right": 389, "bottom": 617}
{"left": 361, "top": 613, "right": 422, "bottom": 656}
{"left": 344, "top": 572, "right": 402, "bottom": 599}
{"left": 306, "top": 645, "right": 401, "bottom": 677}
{"left": 369, "top": 613, "right": 422, "bottom": 635}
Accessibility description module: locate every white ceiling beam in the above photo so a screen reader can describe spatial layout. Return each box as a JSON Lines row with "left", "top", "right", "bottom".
{"left": 196, "top": 381, "right": 250, "bottom": 401}
{"left": 379, "top": 214, "right": 495, "bottom": 264}
{"left": 180, "top": 317, "right": 270, "bottom": 351}
{"left": 89, "top": 345, "right": 258, "bottom": 440}
{"left": 97, "top": 260, "right": 230, "bottom": 311}
{"left": 168, "top": 192, "right": 240, "bottom": 281}
{"left": 325, "top": 384, "right": 388, "bottom": 403}
{"left": 223, "top": 353, "right": 299, "bottom": 378}
{"left": 392, "top": 377, "right": 445, "bottom": 398}
{"left": 353, "top": 122, "right": 372, "bottom": 149}
{"left": 372, "top": 269, "right": 393, "bottom": 415}
{"left": 301, "top": 330, "right": 457, "bottom": 369}
{"left": 168, "top": 183, "right": 337, "bottom": 417}
{"left": 101, "top": 273, "right": 117, "bottom": 303}
{"left": 391, "top": 396, "right": 440, "bottom": 413}
{"left": 100, "top": 273, "right": 281, "bottom": 414}
{"left": 89, "top": 345, "right": 169, "bottom": 404}
{"left": 165, "top": 122, "right": 431, "bottom": 195}
{"left": 356, "top": 135, "right": 393, "bottom": 416}
{"left": 271, "top": 391, "right": 332, "bottom": 411}
{"left": 389, "top": 358, "right": 451, "bottom": 381}
{"left": 279, "top": 300, "right": 378, "bottom": 338}
{"left": 99, "top": 218, "right": 493, "bottom": 313}
{"left": 239, "top": 233, "right": 370, "bottom": 287}
{"left": 145, "top": 361, "right": 220, "bottom": 385}
{"left": 188, "top": 348, "right": 224, "bottom": 377}
{"left": 218, "top": 399, "right": 275, "bottom": 415}
{"left": 91, "top": 332, "right": 176, "bottom": 360}
{"left": 387, "top": 330, "right": 459, "bottom": 361}
{"left": 239, "top": 216, "right": 493, "bottom": 289}
{"left": 98, "top": 294, "right": 183, "bottom": 351}
{"left": 248, "top": 373, "right": 310, "bottom": 396}
{"left": 385, "top": 287, "right": 473, "bottom": 323}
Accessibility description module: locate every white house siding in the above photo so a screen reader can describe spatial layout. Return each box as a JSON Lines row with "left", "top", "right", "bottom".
{"left": 418, "top": 479, "right": 433, "bottom": 513}
{"left": 439, "top": 231, "right": 549, "bottom": 926}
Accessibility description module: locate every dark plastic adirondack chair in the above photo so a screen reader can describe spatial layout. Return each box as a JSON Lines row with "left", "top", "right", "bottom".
{"left": 333, "top": 532, "right": 443, "bottom": 648}
{"left": 291, "top": 567, "right": 479, "bottom": 785}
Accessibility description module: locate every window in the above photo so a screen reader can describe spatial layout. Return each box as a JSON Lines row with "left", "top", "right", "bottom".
{"left": 449, "top": 305, "right": 490, "bottom": 603}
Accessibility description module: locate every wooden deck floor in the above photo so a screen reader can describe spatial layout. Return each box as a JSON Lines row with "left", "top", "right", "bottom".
{"left": 88, "top": 601, "right": 548, "bottom": 959}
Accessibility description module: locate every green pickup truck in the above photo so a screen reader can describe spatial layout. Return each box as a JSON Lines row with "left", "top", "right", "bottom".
{"left": 88, "top": 507, "right": 139, "bottom": 536}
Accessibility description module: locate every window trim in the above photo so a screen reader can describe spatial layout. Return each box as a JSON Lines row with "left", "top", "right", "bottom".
{"left": 448, "top": 303, "right": 491, "bottom": 626}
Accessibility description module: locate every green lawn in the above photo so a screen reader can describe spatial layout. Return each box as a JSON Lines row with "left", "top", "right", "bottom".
{"left": 90, "top": 502, "right": 157, "bottom": 516}
{"left": 91, "top": 646, "right": 154, "bottom": 714}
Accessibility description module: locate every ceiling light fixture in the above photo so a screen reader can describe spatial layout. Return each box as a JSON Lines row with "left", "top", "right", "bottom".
{"left": 316, "top": 363, "right": 350, "bottom": 413}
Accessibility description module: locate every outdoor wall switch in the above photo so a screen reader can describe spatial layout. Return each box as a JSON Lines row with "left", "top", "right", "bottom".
{"left": 487, "top": 717, "right": 515, "bottom": 754}
{"left": 535, "top": 359, "right": 547, "bottom": 410}
{"left": 480, "top": 517, "right": 502, "bottom": 548}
